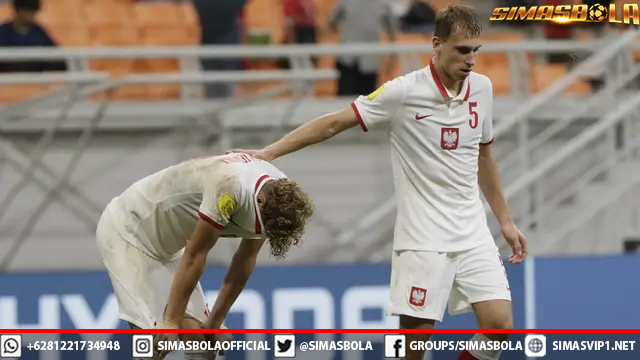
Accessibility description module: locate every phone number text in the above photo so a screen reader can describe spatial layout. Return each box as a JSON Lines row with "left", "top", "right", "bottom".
{"left": 27, "top": 341, "right": 121, "bottom": 351}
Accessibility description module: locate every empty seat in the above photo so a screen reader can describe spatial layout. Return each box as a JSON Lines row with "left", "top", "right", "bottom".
{"left": 532, "top": 63, "right": 592, "bottom": 94}
{"left": 479, "top": 31, "right": 525, "bottom": 68}
{"left": 90, "top": 25, "right": 139, "bottom": 47}
{"left": 245, "top": 0, "right": 284, "bottom": 43}
{"left": 139, "top": 27, "right": 196, "bottom": 72}
{"left": 38, "top": 4, "right": 85, "bottom": 27}
{"left": 177, "top": 2, "right": 200, "bottom": 41}
{"left": 0, "top": 84, "right": 51, "bottom": 104}
{"left": 138, "top": 27, "right": 196, "bottom": 99}
{"left": 313, "top": 0, "right": 337, "bottom": 25}
{"left": 88, "top": 25, "right": 141, "bottom": 98}
{"left": 0, "top": 4, "right": 12, "bottom": 21}
{"left": 85, "top": 3, "right": 133, "bottom": 27}
{"left": 134, "top": 3, "right": 183, "bottom": 28}
{"left": 178, "top": 2, "right": 199, "bottom": 25}
{"left": 141, "top": 27, "right": 198, "bottom": 47}
{"left": 42, "top": 0, "right": 86, "bottom": 8}
{"left": 48, "top": 25, "right": 91, "bottom": 47}
{"left": 474, "top": 62, "right": 510, "bottom": 94}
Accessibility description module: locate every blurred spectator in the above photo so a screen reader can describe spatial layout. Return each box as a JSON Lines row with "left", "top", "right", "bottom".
{"left": 328, "top": 0, "right": 396, "bottom": 96}
{"left": 283, "top": 0, "right": 317, "bottom": 47}
{"left": 279, "top": 0, "right": 318, "bottom": 68}
{"left": 192, "top": 0, "right": 247, "bottom": 98}
{"left": 400, "top": 0, "right": 436, "bottom": 34}
{"left": 0, "top": 0, "right": 66, "bottom": 73}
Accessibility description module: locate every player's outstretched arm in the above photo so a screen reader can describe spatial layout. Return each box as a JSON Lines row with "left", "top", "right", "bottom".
{"left": 164, "top": 219, "right": 221, "bottom": 326}
{"left": 478, "top": 145, "right": 528, "bottom": 264}
{"left": 204, "top": 237, "right": 266, "bottom": 329}
{"left": 229, "top": 106, "right": 359, "bottom": 161}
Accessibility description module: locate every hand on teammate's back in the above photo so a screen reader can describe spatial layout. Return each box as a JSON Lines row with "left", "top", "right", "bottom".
{"left": 501, "top": 222, "right": 528, "bottom": 264}
{"left": 225, "top": 149, "right": 273, "bottom": 162}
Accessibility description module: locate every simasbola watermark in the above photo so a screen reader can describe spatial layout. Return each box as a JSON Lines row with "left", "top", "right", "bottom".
{"left": 490, "top": 3, "right": 639, "bottom": 25}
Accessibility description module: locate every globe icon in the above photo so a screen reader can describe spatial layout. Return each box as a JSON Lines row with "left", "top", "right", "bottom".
{"left": 588, "top": 4, "right": 608, "bottom": 22}
{"left": 528, "top": 338, "right": 544, "bottom": 353}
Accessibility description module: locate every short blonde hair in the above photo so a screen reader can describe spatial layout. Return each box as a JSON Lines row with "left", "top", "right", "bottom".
{"left": 435, "top": 4, "right": 482, "bottom": 41}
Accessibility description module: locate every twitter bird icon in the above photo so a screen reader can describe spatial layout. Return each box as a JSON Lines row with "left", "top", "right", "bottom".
{"left": 274, "top": 334, "right": 296, "bottom": 358}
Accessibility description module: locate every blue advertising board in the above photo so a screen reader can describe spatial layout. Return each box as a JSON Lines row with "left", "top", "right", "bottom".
{"left": 1, "top": 255, "right": 639, "bottom": 360}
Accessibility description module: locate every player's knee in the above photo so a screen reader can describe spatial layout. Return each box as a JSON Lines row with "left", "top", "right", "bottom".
{"left": 484, "top": 317, "right": 513, "bottom": 342}
{"left": 400, "top": 314, "right": 435, "bottom": 330}
{"left": 492, "top": 313, "right": 513, "bottom": 332}
{"left": 184, "top": 350, "right": 216, "bottom": 360}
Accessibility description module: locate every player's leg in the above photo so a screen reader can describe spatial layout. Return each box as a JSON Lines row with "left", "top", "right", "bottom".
{"left": 387, "top": 250, "right": 457, "bottom": 360}
{"left": 449, "top": 241, "right": 513, "bottom": 360}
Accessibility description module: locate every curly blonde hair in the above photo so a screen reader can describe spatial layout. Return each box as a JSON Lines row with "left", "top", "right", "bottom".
{"left": 261, "top": 179, "right": 315, "bottom": 259}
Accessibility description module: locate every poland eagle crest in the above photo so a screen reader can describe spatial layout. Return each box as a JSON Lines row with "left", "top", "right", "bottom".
{"left": 409, "top": 286, "right": 426, "bottom": 307}
{"left": 441, "top": 128, "right": 459, "bottom": 150}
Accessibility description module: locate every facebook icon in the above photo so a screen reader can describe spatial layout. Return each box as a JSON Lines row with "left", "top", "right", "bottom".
{"left": 384, "top": 334, "right": 407, "bottom": 358}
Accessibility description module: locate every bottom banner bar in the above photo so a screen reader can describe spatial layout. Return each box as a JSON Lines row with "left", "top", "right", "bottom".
{"left": 0, "top": 332, "right": 638, "bottom": 360}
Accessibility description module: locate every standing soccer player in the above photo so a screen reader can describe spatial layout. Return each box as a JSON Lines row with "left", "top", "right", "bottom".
{"left": 230, "top": 5, "right": 527, "bottom": 360}
{"left": 95, "top": 153, "right": 314, "bottom": 360}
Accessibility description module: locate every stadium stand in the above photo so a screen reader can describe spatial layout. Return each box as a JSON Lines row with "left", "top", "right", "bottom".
{"left": 0, "top": 0, "right": 621, "bottom": 102}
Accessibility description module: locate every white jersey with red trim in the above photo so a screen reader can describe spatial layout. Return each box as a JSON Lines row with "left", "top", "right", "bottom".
{"left": 351, "top": 58, "right": 495, "bottom": 252}
{"left": 107, "top": 153, "right": 286, "bottom": 259}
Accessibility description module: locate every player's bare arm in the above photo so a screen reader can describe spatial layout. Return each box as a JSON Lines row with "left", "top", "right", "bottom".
{"left": 229, "top": 106, "right": 359, "bottom": 161}
{"left": 478, "top": 145, "right": 528, "bottom": 264}
{"left": 155, "top": 219, "right": 222, "bottom": 359}
{"left": 163, "top": 219, "right": 222, "bottom": 326}
{"left": 204, "top": 237, "right": 266, "bottom": 329}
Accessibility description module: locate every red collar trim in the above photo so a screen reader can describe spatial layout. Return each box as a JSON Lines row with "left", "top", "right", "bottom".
{"left": 429, "top": 57, "right": 449, "bottom": 101}
{"left": 254, "top": 174, "right": 270, "bottom": 234}
{"left": 463, "top": 80, "right": 471, "bottom": 101}
{"left": 429, "top": 57, "right": 471, "bottom": 102}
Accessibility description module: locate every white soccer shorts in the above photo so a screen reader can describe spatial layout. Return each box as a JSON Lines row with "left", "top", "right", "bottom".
{"left": 96, "top": 207, "right": 209, "bottom": 329}
{"left": 387, "top": 241, "right": 512, "bottom": 322}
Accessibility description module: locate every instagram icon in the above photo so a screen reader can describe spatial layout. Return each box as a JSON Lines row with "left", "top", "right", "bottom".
{"left": 132, "top": 334, "right": 154, "bottom": 358}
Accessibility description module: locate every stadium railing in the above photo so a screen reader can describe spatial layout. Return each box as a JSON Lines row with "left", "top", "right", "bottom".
{"left": 0, "top": 38, "right": 610, "bottom": 105}
{"left": 0, "top": 34, "right": 638, "bottom": 267}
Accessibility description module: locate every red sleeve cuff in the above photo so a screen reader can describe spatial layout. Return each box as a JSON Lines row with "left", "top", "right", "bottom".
{"left": 198, "top": 211, "right": 225, "bottom": 230}
{"left": 350, "top": 102, "right": 368, "bottom": 132}
{"left": 480, "top": 138, "right": 494, "bottom": 146}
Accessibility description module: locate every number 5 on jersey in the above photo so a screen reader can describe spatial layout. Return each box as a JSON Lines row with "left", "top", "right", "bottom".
{"left": 468, "top": 102, "right": 478, "bottom": 129}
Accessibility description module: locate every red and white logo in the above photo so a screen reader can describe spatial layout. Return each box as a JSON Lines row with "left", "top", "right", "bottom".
{"left": 441, "top": 128, "right": 459, "bottom": 150}
{"left": 409, "top": 286, "right": 427, "bottom": 307}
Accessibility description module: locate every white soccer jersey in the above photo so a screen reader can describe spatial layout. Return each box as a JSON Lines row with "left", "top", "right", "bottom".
{"left": 351, "top": 58, "right": 495, "bottom": 252}
{"left": 107, "top": 153, "right": 287, "bottom": 259}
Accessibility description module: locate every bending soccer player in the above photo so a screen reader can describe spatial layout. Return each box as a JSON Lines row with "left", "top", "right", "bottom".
{"left": 229, "top": 5, "right": 527, "bottom": 360}
{"left": 96, "top": 153, "right": 314, "bottom": 360}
